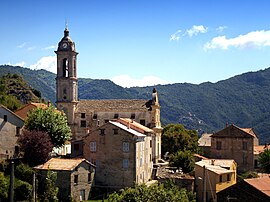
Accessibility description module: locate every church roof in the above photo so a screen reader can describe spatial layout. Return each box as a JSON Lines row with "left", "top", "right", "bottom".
{"left": 77, "top": 99, "right": 150, "bottom": 112}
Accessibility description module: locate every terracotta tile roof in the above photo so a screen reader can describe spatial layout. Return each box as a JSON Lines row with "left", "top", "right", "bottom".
{"left": 77, "top": 99, "right": 150, "bottom": 113}
{"left": 212, "top": 124, "right": 257, "bottom": 138}
{"left": 254, "top": 145, "right": 270, "bottom": 155}
{"left": 193, "top": 154, "right": 209, "bottom": 160}
{"left": 110, "top": 121, "right": 147, "bottom": 137}
{"left": 34, "top": 158, "right": 94, "bottom": 171}
{"left": 244, "top": 176, "right": 270, "bottom": 197}
{"left": 115, "top": 118, "right": 153, "bottom": 133}
{"left": 15, "top": 102, "right": 48, "bottom": 120}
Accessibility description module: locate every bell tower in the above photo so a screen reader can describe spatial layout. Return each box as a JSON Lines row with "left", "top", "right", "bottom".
{"left": 55, "top": 26, "right": 78, "bottom": 124}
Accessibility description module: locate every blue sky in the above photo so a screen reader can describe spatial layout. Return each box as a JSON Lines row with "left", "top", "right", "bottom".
{"left": 1, "top": 0, "right": 270, "bottom": 87}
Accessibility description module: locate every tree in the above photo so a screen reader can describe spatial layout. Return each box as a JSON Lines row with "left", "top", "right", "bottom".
{"left": 18, "top": 130, "right": 54, "bottom": 166}
{"left": 258, "top": 149, "right": 270, "bottom": 173}
{"left": 161, "top": 124, "right": 199, "bottom": 155}
{"left": 169, "top": 150, "right": 195, "bottom": 173}
{"left": 25, "top": 106, "right": 71, "bottom": 147}
{"left": 107, "top": 182, "right": 195, "bottom": 202}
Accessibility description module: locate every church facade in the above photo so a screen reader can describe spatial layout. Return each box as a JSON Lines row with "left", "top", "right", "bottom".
{"left": 55, "top": 27, "right": 162, "bottom": 167}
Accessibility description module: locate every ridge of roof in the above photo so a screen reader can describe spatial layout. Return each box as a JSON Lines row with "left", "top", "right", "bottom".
{"left": 0, "top": 104, "right": 24, "bottom": 122}
{"left": 34, "top": 158, "right": 95, "bottom": 171}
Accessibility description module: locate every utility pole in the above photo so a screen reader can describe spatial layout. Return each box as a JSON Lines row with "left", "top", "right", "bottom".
{"left": 9, "top": 160, "right": 14, "bottom": 202}
{"left": 203, "top": 165, "right": 206, "bottom": 202}
{"left": 32, "top": 172, "right": 36, "bottom": 202}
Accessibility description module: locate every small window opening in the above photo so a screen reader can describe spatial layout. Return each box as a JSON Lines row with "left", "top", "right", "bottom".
{"left": 81, "top": 113, "right": 86, "bottom": 118}
{"left": 114, "top": 113, "right": 119, "bottom": 119}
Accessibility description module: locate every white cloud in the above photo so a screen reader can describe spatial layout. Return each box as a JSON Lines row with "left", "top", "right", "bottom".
{"left": 7, "top": 61, "right": 26, "bottom": 67}
{"left": 27, "top": 46, "right": 36, "bottom": 51}
{"left": 186, "top": 25, "right": 208, "bottom": 37}
{"left": 111, "top": 75, "right": 170, "bottom": 88}
{"left": 43, "top": 45, "right": 56, "bottom": 50}
{"left": 17, "top": 42, "right": 27, "bottom": 48}
{"left": 204, "top": 30, "right": 270, "bottom": 50}
{"left": 216, "top": 26, "right": 227, "bottom": 32}
{"left": 170, "top": 30, "right": 182, "bottom": 41}
{"left": 29, "top": 56, "right": 56, "bottom": 73}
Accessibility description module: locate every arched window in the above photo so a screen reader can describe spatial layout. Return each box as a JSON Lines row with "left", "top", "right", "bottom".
{"left": 62, "top": 58, "right": 69, "bottom": 77}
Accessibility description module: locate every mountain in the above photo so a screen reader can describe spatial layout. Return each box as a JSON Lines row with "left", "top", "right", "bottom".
{"left": 0, "top": 73, "right": 41, "bottom": 111}
{"left": 0, "top": 65, "right": 269, "bottom": 143}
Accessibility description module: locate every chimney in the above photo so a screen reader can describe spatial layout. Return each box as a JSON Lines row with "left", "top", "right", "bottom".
{"left": 128, "top": 121, "right": 130, "bottom": 129}
{"left": 47, "top": 100, "right": 51, "bottom": 107}
{"left": 211, "top": 159, "right": 215, "bottom": 165}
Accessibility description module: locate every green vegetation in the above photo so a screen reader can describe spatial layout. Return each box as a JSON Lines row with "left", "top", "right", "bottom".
{"left": 2, "top": 65, "right": 270, "bottom": 143}
{"left": 258, "top": 149, "right": 270, "bottom": 173}
{"left": 161, "top": 124, "right": 199, "bottom": 173}
{"left": 25, "top": 105, "right": 71, "bottom": 147}
{"left": 107, "top": 182, "right": 195, "bottom": 202}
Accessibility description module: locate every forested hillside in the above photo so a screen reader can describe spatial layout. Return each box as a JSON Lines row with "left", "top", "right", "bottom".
{"left": 1, "top": 65, "right": 269, "bottom": 143}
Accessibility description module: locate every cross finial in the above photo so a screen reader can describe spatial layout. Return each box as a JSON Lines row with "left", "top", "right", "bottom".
{"left": 65, "top": 19, "right": 68, "bottom": 30}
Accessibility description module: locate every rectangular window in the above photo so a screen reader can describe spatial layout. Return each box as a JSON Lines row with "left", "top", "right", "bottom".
{"left": 114, "top": 113, "right": 119, "bottom": 119}
{"left": 74, "top": 175, "right": 78, "bottom": 184}
{"left": 3, "top": 115, "right": 7, "bottom": 122}
{"left": 216, "top": 141, "right": 222, "bottom": 150}
{"left": 131, "top": 113, "right": 135, "bottom": 119}
{"left": 140, "top": 119, "right": 145, "bottom": 126}
{"left": 123, "top": 142, "right": 130, "bottom": 152}
{"left": 140, "top": 158, "right": 143, "bottom": 167}
{"left": 81, "top": 113, "right": 86, "bottom": 118}
{"left": 150, "top": 154, "right": 152, "bottom": 162}
{"left": 100, "top": 129, "right": 105, "bottom": 135}
{"left": 227, "top": 174, "right": 230, "bottom": 181}
{"left": 80, "top": 120, "right": 86, "bottom": 127}
{"left": 16, "top": 127, "right": 21, "bottom": 136}
{"left": 243, "top": 142, "right": 248, "bottom": 150}
{"left": 150, "top": 140, "right": 152, "bottom": 148}
{"left": 90, "top": 142, "right": 96, "bottom": 152}
{"left": 80, "top": 189, "right": 85, "bottom": 201}
{"left": 93, "top": 114, "right": 97, "bottom": 120}
{"left": 104, "top": 119, "right": 109, "bottom": 123}
{"left": 123, "top": 159, "right": 129, "bottom": 168}
{"left": 113, "top": 129, "right": 119, "bottom": 135}
{"left": 74, "top": 143, "right": 79, "bottom": 151}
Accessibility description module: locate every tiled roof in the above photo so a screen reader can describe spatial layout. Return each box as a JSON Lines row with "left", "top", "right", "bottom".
{"left": 34, "top": 158, "right": 94, "bottom": 171}
{"left": 115, "top": 118, "right": 153, "bottom": 133}
{"left": 198, "top": 133, "right": 212, "bottom": 147}
{"left": 245, "top": 176, "right": 270, "bottom": 197}
{"left": 212, "top": 124, "right": 257, "bottom": 138}
{"left": 254, "top": 145, "right": 270, "bottom": 155}
{"left": 196, "top": 159, "right": 236, "bottom": 175}
{"left": 77, "top": 99, "right": 150, "bottom": 113}
{"left": 15, "top": 102, "right": 48, "bottom": 120}
{"left": 110, "top": 118, "right": 153, "bottom": 137}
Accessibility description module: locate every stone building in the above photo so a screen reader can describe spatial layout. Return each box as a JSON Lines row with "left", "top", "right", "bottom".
{"left": 83, "top": 118, "right": 154, "bottom": 189}
{"left": 35, "top": 158, "right": 95, "bottom": 201}
{"left": 195, "top": 159, "right": 237, "bottom": 202}
{"left": 54, "top": 27, "right": 162, "bottom": 164}
{"left": 0, "top": 105, "right": 24, "bottom": 160}
{"left": 210, "top": 124, "right": 259, "bottom": 172}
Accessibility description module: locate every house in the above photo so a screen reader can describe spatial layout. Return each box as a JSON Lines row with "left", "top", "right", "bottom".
{"left": 34, "top": 158, "right": 95, "bottom": 201}
{"left": 253, "top": 144, "right": 269, "bottom": 169}
{"left": 15, "top": 102, "right": 72, "bottom": 156}
{"left": 210, "top": 124, "right": 258, "bottom": 172}
{"left": 15, "top": 102, "right": 48, "bottom": 120}
{"left": 217, "top": 175, "right": 270, "bottom": 202}
{"left": 0, "top": 105, "right": 24, "bottom": 160}
{"left": 198, "top": 133, "right": 212, "bottom": 157}
{"left": 83, "top": 118, "right": 154, "bottom": 189}
{"left": 54, "top": 27, "right": 163, "bottom": 164}
{"left": 195, "top": 159, "right": 237, "bottom": 202}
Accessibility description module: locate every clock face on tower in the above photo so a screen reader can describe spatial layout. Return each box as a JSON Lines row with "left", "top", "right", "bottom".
{"left": 62, "top": 42, "right": 68, "bottom": 49}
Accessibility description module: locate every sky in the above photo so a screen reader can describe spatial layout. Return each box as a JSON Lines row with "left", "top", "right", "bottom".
{"left": 1, "top": 0, "right": 270, "bottom": 87}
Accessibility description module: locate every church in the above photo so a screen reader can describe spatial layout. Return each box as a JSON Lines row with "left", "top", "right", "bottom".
{"left": 55, "top": 27, "right": 163, "bottom": 189}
